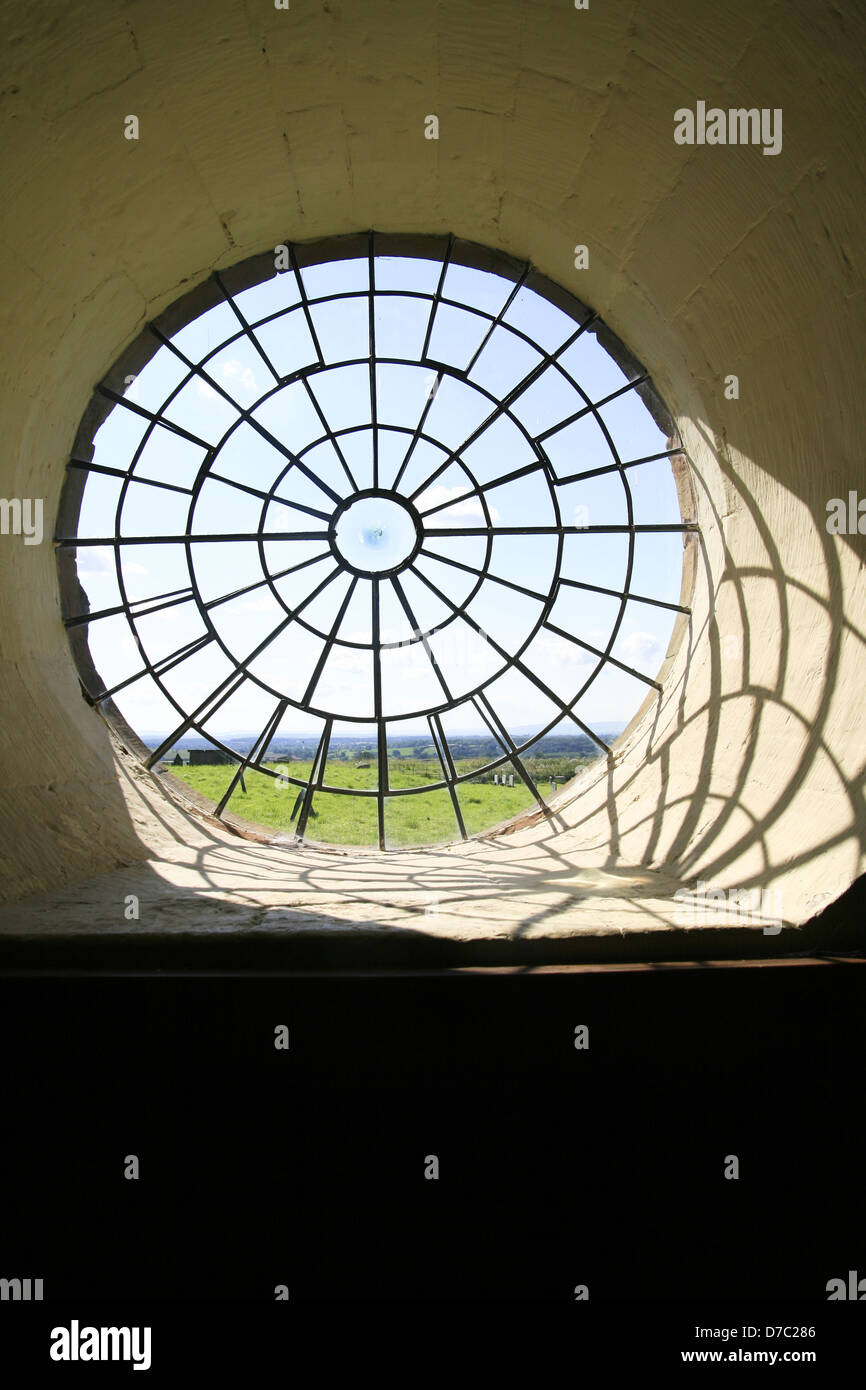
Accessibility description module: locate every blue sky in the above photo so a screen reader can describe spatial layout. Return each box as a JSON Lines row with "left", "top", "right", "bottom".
{"left": 73, "top": 252, "right": 685, "bottom": 752}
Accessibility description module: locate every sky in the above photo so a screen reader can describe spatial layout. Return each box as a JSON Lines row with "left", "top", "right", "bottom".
{"left": 72, "top": 251, "right": 686, "bottom": 756}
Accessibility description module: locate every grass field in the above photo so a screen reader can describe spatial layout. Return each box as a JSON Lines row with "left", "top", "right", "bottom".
{"left": 164, "top": 755, "right": 588, "bottom": 847}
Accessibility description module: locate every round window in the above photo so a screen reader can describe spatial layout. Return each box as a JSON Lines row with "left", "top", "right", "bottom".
{"left": 57, "top": 233, "right": 696, "bottom": 850}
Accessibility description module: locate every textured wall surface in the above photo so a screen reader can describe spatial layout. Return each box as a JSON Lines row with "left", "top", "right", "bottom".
{"left": 0, "top": 0, "right": 863, "bottom": 936}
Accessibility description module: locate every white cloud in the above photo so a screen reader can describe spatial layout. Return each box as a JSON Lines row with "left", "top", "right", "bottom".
{"left": 197, "top": 359, "right": 259, "bottom": 401}
{"left": 528, "top": 631, "right": 596, "bottom": 675}
{"left": 219, "top": 359, "right": 259, "bottom": 393}
{"left": 418, "top": 483, "right": 500, "bottom": 523}
{"left": 619, "top": 630, "right": 661, "bottom": 662}
{"left": 76, "top": 547, "right": 114, "bottom": 574}
{"left": 77, "top": 546, "right": 147, "bottom": 576}
{"left": 237, "top": 595, "right": 280, "bottom": 615}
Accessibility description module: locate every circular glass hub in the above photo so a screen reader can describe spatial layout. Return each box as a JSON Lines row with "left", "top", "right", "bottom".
{"left": 332, "top": 494, "right": 419, "bottom": 574}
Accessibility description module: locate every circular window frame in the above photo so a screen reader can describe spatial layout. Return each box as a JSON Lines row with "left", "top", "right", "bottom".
{"left": 56, "top": 231, "right": 699, "bottom": 852}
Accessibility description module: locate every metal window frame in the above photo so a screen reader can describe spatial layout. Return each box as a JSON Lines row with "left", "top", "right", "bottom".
{"left": 56, "top": 231, "right": 698, "bottom": 852}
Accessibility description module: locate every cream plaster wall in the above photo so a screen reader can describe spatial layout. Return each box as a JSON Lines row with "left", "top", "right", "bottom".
{"left": 0, "top": 0, "right": 863, "bottom": 936}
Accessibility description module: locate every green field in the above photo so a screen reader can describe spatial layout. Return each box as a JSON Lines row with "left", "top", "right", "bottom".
{"left": 165, "top": 754, "right": 591, "bottom": 847}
